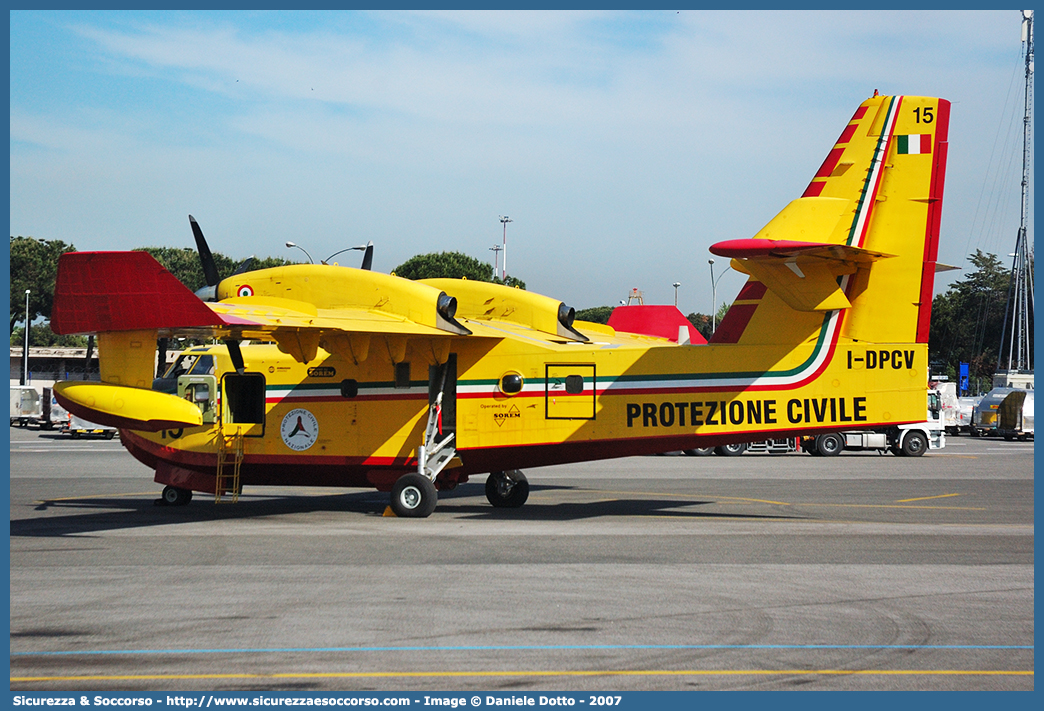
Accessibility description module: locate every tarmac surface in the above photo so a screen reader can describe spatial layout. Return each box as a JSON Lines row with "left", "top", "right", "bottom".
{"left": 9, "top": 427, "right": 1034, "bottom": 691}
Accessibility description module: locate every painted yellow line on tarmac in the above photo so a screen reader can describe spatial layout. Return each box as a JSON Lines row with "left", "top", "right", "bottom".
{"left": 591, "top": 489, "right": 791, "bottom": 506}
{"left": 895, "top": 493, "right": 961, "bottom": 503}
{"left": 10, "top": 669, "right": 1034, "bottom": 682}
{"left": 800, "top": 503, "right": 985, "bottom": 511}
{"left": 716, "top": 496, "right": 791, "bottom": 506}
{"left": 574, "top": 489, "right": 983, "bottom": 511}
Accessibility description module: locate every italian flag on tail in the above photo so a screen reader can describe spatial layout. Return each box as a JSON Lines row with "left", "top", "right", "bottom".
{"left": 896, "top": 134, "right": 931, "bottom": 154}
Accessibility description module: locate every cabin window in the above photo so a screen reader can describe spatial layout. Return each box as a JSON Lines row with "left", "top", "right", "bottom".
{"left": 395, "top": 362, "right": 411, "bottom": 389}
{"left": 340, "top": 379, "right": 359, "bottom": 398}
{"left": 223, "top": 372, "right": 266, "bottom": 424}
{"left": 500, "top": 373, "right": 524, "bottom": 395}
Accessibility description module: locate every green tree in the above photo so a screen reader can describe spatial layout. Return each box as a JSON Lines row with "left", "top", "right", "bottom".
{"left": 575, "top": 306, "right": 615, "bottom": 324}
{"left": 135, "top": 247, "right": 293, "bottom": 292}
{"left": 686, "top": 312, "right": 713, "bottom": 340}
{"left": 928, "top": 250, "right": 1012, "bottom": 388}
{"left": 393, "top": 251, "right": 525, "bottom": 289}
{"left": 10, "top": 236, "right": 76, "bottom": 334}
{"left": 492, "top": 275, "right": 527, "bottom": 289}
{"left": 11, "top": 322, "right": 88, "bottom": 348}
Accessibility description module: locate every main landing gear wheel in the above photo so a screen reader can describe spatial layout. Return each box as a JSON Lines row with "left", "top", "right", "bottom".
{"left": 485, "top": 470, "right": 530, "bottom": 508}
{"left": 390, "top": 473, "right": 438, "bottom": 518}
{"left": 157, "top": 486, "right": 193, "bottom": 506}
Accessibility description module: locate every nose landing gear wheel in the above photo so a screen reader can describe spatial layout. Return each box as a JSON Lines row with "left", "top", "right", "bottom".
{"left": 390, "top": 473, "right": 438, "bottom": 518}
{"left": 485, "top": 470, "right": 529, "bottom": 508}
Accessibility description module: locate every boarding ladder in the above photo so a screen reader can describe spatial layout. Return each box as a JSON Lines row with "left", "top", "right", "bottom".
{"left": 215, "top": 427, "right": 244, "bottom": 503}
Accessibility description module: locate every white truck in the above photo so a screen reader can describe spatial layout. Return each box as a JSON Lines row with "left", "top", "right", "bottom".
{"left": 683, "top": 438, "right": 799, "bottom": 457}
{"left": 957, "top": 396, "right": 980, "bottom": 433}
{"left": 10, "top": 385, "right": 42, "bottom": 427}
{"left": 931, "top": 381, "right": 961, "bottom": 435}
{"left": 802, "top": 389, "right": 945, "bottom": 457}
{"left": 63, "top": 413, "right": 118, "bottom": 439}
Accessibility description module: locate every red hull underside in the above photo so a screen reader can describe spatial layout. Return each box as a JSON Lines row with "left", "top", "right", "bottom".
{"left": 120, "top": 424, "right": 899, "bottom": 495}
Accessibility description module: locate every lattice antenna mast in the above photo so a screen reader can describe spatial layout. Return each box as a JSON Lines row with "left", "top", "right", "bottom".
{"left": 1001, "top": 10, "right": 1035, "bottom": 373}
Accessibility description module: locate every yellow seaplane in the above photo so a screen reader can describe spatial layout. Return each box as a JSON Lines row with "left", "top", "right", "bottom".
{"left": 52, "top": 93, "right": 950, "bottom": 517}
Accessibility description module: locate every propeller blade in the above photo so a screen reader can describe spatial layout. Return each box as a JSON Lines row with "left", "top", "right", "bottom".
{"left": 361, "top": 241, "right": 374, "bottom": 271}
{"left": 188, "top": 215, "right": 221, "bottom": 287}
{"left": 232, "top": 256, "right": 255, "bottom": 276}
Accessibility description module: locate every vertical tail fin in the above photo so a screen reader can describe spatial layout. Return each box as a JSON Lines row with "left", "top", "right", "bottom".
{"left": 709, "top": 94, "right": 949, "bottom": 347}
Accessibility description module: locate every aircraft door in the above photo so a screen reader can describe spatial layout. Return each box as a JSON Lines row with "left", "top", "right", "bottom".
{"left": 221, "top": 372, "right": 266, "bottom": 436}
{"left": 545, "top": 364, "right": 596, "bottom": 420}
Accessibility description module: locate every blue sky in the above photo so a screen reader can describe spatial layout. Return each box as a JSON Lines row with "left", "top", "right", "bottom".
{"left": 10, "top": 10, "right": 1032, "bottom": 314}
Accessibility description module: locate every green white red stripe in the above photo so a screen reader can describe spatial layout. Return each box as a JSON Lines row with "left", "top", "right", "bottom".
{"left": 897, "top": 134, "right": 931, "bottom": 154}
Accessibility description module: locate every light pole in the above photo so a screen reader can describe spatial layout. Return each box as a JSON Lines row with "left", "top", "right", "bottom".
{"left": 22, "top": 289, "right": 30, "bottom": 385}
{"left": 499, "top": 216, "right": 512, "bottom": 281}
{"left": 708, "top": 260, "right": 731, "bottom": 334}
{"left": 285, "top": 241, "right": 314, "bottom": 264}
{"left": 672, "top": 282, "right": 681, "bottom": 307}
{"left": 489, "top": 244, "right": 503, "bottom": 280}
{"left": 323, "top": 243, "right": 370, "bottom": 265}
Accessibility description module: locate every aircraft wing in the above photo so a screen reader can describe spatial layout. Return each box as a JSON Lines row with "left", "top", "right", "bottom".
{"left": 52, "top": 251, "right": 499, "bottom": 365}
{"left": 52, "top": 251, "right": 589, "bottom": 371}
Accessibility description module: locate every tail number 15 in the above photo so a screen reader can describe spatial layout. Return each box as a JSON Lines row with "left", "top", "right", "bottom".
{"left": 914, "top": 106, "right": 934, "bottom": 123}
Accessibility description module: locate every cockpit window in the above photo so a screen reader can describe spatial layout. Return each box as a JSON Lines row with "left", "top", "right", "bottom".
{"left": 188, "top": 355, "right": 215, "bottom": 376}
{"left": 155, "top": 352, "right": 215, "bottom": 394}
{"left": 162, "top": 354, "right": 199, "bottom": 380}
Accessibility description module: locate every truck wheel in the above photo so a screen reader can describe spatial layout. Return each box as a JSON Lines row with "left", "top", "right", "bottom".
{"left": 714, "top": 443, "right": 747, "bottom": 456}
{"left": 815, "top": 433, "right": 844, "bottom": 456}
{"left": 683, "top": 448, "right": 714, "bottom": 456}
{"left": 901, "top": 431, "right": 928, "bottom": 457}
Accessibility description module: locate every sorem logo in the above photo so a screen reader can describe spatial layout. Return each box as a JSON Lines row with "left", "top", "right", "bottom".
{"left": 280, "top": 408, "right": 319, "bottom": 451}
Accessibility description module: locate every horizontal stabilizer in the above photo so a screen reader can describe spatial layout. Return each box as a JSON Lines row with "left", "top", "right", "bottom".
{"left": 53, "top": 381, "right": 204, "bottom": 432}
{"left": 710, "top": 239, "right": 895, "bottom": 313}
{"left": 710, "top": 239, "right": 895, "bottom": 263}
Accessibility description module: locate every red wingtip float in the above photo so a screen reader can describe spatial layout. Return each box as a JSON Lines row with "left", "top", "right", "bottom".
{"left": 52, "top": 94, "right": 950, "bottom": 515}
